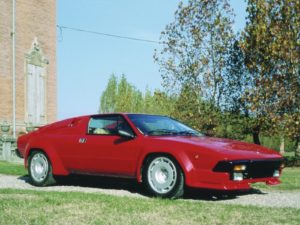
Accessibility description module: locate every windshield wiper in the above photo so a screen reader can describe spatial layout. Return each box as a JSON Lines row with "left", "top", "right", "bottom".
{"left": 147, "top": 129, "right": 177, "bottom": 135}
{"left": 147, "top": 129, "right": 200, "bottom": 137}
{"left": 175, "top": 131, "right": 200, "bottom": 136}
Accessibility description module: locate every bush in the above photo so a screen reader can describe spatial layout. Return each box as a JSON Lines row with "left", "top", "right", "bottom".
{"left": 284, "top": 156, "right": 300, "bottom": 167}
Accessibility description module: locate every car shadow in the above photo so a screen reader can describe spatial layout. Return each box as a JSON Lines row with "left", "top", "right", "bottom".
{"left": 57, "top": 175, "right": 143, "bottom": 194}
{"left": 183, "top": 187, "right": 268, "bottom": 201}
{"left": 18, "top": 174, "right": 145, "bottom": 195}
{"left": 18, "top": 175, "right": 268, "bottom": 200}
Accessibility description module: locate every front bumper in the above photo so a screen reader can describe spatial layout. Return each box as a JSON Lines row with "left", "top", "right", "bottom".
{"left": 185, "top": 158, "right": 283, "bottom": 190}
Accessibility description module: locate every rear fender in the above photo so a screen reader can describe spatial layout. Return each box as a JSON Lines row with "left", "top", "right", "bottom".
{"left": 25, "top": 142, "right": 69, "bottom": 176}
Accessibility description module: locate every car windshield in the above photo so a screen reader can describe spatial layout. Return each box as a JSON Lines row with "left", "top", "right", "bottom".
{"left": 127, "top": 114, "right": 203, "bottom": 137}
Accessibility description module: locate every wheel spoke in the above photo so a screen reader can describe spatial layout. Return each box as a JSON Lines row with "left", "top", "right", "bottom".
{"left": 147, "top": 157, "right": 177, "bottom": 194}
{"left": 30, "top": 153, "right": 49, "bottom": 182}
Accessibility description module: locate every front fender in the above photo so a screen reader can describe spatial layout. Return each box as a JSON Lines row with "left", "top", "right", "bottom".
{"left": 136, "top": 149, "right": 194, "bottom": 184}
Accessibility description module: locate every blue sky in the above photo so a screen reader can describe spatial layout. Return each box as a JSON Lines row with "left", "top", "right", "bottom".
{"left": 57, "top": 0, "right": 247, "bottom": 119}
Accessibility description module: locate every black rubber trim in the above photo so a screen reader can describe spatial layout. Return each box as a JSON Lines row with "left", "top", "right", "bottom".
{"left": 213, "top": 158, "right": 284, "bottom": 179}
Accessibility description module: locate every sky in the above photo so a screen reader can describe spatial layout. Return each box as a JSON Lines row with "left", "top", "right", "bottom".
{"left": 57, "top": 0, "right": 247, "bottom": 120}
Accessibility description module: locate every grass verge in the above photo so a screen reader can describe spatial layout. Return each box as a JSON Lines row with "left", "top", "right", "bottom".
{"left": 251, "top": 168, "right": 300, "bottom": 191}
{"left": 0, "top": 189, "right": 299, "bottom": 225}
{"left": 0, "top": 161, "right": 26, "bottom": 176}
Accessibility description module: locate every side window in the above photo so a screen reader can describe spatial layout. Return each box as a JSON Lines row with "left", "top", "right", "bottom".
{"left": 88, "top": 116, "right": 119, "bottom": 135}
{"left": 87, "top": 115, "right": 135, "bottom": 136}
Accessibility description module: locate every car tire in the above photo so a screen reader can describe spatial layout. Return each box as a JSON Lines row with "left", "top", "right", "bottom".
{"left": 28, "top": 151, "right": 56, "bottom": 186}
{"left": 143, "top": 155, "right": 184, "bottom": 199}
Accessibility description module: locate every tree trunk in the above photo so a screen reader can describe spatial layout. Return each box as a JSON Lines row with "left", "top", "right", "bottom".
{"left": 280, "top": 136, "right": 285, "bottom": 154}
{"left": 295, "top": 138, "right": 300, "bottom": 158}
{"left": 252, "top": 126, "right": 261, "bottom": 145}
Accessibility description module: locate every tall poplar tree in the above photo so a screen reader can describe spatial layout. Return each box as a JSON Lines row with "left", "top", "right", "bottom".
{"left": 100, "top": 74, "right": 117, "bottom": 113}
{"left": 99, "top": 74, "right": 174, "bottom": 116}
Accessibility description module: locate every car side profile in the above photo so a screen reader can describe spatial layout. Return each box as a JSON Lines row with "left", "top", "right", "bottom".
{"left": 17, "top": 113, "right": 284, "bottom": 198}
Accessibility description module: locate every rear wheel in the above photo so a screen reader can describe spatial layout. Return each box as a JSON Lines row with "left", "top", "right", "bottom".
{"left": 143, "top": 155, "right": 184, "bottom": 199}
{"left": 28, "top": 151, "right": 56, "bottom": 186}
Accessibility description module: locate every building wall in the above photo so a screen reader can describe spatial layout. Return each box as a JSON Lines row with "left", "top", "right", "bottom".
{"left": 0, "top": 0, "right": 56, "bottom": 134}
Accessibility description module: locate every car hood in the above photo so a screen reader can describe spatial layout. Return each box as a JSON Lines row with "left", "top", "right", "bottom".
{"left": 152, "top": 136, "right": 282, "bottom": 160}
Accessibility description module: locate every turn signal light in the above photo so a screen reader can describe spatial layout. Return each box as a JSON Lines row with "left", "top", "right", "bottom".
{"left": 233, "top": 165, "right": 246, "bottom": 171}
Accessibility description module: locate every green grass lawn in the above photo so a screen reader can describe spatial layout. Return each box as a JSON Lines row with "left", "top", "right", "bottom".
{"left": 0, "top": 161, "right": 300, "bottom": 224}
{"left": 0, "top": 189, "right": 299, "bottom": 225}
{"left": 0, "top": 161, "right": 26, "bottom": 176}
{"left": 251, "top": 167, "right": 300, "bottom": 191}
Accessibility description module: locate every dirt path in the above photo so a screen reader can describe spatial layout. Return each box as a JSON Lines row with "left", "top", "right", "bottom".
{"left": 0, "top": 174, "right": 299, "bottom": 208}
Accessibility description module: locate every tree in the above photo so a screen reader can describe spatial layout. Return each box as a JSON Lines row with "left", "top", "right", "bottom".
{"left": 100, "top": 74, "right": 117, "bottom": 113}
{"left": 152, "top": 90, "right": 175, "bottom": 116}
{"left": 99, "top": 74, "right": 174, "bottom": 115}
{"left": 115, "top": 75, "right": 134, "bottom": 112}
{"left": 99, "top": 74, "right": 141, "bottom": 113}
{"left": 154, "top": 0, "right": 235, "bottom": 138}
{"left": 155, "top": 0, "right": 234, "bottom": 107}
{"left": 242, "top": 0, "right": 300, "bottom": 150}
{"left": 217, "top": 38, "right": 256, "bottom": 141}
{"left": 221, "top": 39, "right": 252, "bottom": 113}
{"left": 170, "top": 84, "right": 222, "bottom": 136}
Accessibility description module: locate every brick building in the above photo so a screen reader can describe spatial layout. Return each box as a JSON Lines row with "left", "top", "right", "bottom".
{"left": 0, "top": 0, "right": 56, "bottom": 135}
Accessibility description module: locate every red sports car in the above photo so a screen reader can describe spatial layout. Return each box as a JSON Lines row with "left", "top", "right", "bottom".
{"left": 17, "top": 113, "right": 284, "bottom": 198}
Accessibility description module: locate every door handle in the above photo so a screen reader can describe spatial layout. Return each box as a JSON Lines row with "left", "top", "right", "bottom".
{"left": 79, "top": 138, "right": 87, "bottom": 143}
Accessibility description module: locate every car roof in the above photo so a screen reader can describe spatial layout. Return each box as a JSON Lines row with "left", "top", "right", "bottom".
{"left": 88, "top": 113, "right": 169, "bottom": 117}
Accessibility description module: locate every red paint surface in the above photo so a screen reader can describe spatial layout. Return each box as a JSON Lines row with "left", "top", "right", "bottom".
{"left": 17, "top": 113, "right": 284, "bottom": 190}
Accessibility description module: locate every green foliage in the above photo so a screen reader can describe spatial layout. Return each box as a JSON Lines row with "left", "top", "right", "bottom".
{"left": 99, "top": 74, "right": 174, "bottom": 115}
{"left": 171, "top": 84, "right": 222, "bottom": 136}
{"left": 221, "top": 39, "right": 252, "bottom": 113}
{"left": 154, "top": 0, "right": 234, "bottom": 105}
{"left": 258, "top": 136, "right": 295, "bottom": 152}
{"left": 100, "top": 74, "right": 117, "bottom": 113}
{"left": 100, "top": 74, "right": 145, "bottom": 113}
{"left": 284, "top": 156, "right": 300, "bottom": 167}
{"left": 242, "top": 0, "right": 300, "bottom": 142}
{"left": 144, "top": 89, "right": 176, "bottom": 115}
{"left": 154, "top": 0, "right": 238, "bottom": 137}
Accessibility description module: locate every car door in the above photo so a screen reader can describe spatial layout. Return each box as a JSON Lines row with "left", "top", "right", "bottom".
{"left": 75, "top": 115, "right": 142, "bottom": 177}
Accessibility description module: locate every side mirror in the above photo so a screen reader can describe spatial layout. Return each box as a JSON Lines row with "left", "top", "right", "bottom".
{"left": 118, "top": 129, "right": 135, "bottom": 139}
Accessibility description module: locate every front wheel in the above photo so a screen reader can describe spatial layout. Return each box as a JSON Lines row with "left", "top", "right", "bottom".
{"left": 143, "top": 155, "right": 184, "bottom": 199}
{"left": 28, "top": 151, "right": 56, "bottom": 186}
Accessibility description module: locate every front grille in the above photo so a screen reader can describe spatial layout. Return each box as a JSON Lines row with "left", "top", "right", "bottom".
{"left": 213, "top": 158, "right": 284, "bottom": 179}
{"left": 244, "top": 160, "right": 283, "bottom": 179}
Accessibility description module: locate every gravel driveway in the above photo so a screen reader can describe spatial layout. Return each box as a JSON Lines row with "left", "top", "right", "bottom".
{"left": 0, "top": 174, "right": 299, "bottom": 208}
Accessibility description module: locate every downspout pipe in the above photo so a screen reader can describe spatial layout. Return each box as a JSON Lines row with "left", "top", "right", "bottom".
{"left": 12, "top": 0, "right": 16, "bottom": 138}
